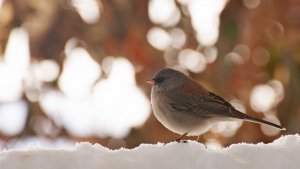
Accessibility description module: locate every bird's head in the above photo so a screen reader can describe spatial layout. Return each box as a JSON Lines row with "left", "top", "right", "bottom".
{"left": 147, "top": 68, "right": 187, "bottom": 91}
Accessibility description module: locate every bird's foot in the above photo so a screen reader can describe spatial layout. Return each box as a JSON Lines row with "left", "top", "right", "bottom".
{"left": 176, "top": 140, "right": 188, "bottom": 143}
{"left": 175, "top": 132, "right": 188, "bottom": 142}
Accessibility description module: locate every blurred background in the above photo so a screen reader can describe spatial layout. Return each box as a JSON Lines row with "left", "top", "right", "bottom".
{"left": 0, "top": 0, "right": 299, "bottom": 150}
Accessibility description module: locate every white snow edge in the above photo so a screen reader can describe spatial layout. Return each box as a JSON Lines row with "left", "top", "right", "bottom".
{"left": 0, "top": 134, "right": 299, "bottom": 169}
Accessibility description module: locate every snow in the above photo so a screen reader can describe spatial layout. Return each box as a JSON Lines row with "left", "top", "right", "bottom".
{"left": 0, "top": 134, "right": 299, "bottom": 169}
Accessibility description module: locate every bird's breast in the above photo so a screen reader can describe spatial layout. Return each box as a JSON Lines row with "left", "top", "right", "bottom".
{"left": 151, "top": 89, "right": 211, "bottom": 135}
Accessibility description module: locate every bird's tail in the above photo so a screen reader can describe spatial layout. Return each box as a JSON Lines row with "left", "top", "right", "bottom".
{"left": 233, "top": 110, "right": 285, "bottom": 130}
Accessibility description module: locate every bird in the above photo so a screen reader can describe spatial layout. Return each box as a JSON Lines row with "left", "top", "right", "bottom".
{"left": 147, "top": 68, "right": 285, "bottom": 141}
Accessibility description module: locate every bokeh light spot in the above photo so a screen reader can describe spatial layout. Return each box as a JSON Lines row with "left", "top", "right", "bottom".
{"left": 186, "top": 0, "right": 228, "bottom": 46}
{"left": 169, "top": 28, "right": 186, "bottom": 49}
{"left": 233, "top": 44, "right": 251, "bottom": 62}
{"left": 211, "top": 120, "right": 243, "bottom": 138}
{"left": 34, "top": 60, "right": 60, "bottom": 82}
{"left": 0, "top": 27, "right": 30, "bottom": 102}
{"left": 41, "top": 58, "right": 151, "bottom": 138}
{"left": 58, "top": 46, "right": 101, "bottom": 99}
{"left": 225, "top": 52, "right": 244, "bottom": 64}
{"left": 243, "top": 0, "right": 261, "bottom": 9}
{"left": 250, "top": 84, "right": 276, "bottom": 112}
{"left": 148, "top": 0, "right": 179, "bottom": 26}
{"left": 0, "top": 100, "right": 28, "bottom": 136}
{"left": 147, "top": 27, "right": 172, "bottom": 51}
{"left": 203, "top": 46, "right": 218, "bottom": 63}
{"left": 266, "top": 21, "right": 284, "bottom": 40}
{"left": 252, "top": 47, "right": 270, "bottom": 66}
{"left": 92, "top": 58, "right": 151, "bottom": 138}
{"left": 71, "top": 0, "right": 100, "bottom": 24}
{"left": 178, "top": 49, "right": 207, "bottom": 73}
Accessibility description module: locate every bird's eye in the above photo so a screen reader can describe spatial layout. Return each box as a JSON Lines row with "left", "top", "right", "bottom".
{"left": 155, "top": 77, "right": 164, "bottom": 84}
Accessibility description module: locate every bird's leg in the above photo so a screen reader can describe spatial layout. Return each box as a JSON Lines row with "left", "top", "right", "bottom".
{"left": 175, "top": 132, "right": 188, "bottom": 142}
{"left": 196, "top": 135, "right": 207, "bottom": 148}
{"left": 196, "top": 135, "right": 200, "bottom": 142}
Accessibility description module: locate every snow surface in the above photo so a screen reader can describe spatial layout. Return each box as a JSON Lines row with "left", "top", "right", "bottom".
{"left": 0, "top": 134, "right": 299, "bottom": 169}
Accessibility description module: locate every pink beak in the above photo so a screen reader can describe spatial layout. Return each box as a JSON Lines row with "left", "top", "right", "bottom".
{"left": 146, "top": 79, "right": 155, "bottom": 85}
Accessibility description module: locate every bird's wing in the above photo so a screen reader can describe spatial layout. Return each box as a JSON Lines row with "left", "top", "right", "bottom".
{"left": 165, "top": 84, "right": 285, "bottom": 130}
{"left": 167, "top": 89, "right": 243, "bottom": 118}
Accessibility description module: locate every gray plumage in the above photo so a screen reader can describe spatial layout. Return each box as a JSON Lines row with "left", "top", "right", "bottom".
{"left": 148, "top": 68, "right": 284, "bottom": 139}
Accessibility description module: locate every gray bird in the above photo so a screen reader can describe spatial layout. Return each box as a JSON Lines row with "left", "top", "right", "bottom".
{"left": 147, "top": 68, "right": 285, "bottom": 141}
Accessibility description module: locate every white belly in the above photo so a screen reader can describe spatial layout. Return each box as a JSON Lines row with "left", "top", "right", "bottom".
{"left": 151, "top": 90, "right": 223, "bottom": 136}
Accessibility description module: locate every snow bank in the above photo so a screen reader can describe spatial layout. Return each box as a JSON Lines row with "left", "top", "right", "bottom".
{"left": 0, "top": 135, "right": 299, "bottom": 169}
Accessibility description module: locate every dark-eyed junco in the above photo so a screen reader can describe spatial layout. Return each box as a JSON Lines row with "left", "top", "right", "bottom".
{"left": 147, "top": 68, "right": 285, "bottom": 141}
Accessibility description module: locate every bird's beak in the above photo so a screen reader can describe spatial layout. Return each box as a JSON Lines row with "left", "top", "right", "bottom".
{"left": 146, "top": 79, "right": 155, "bottom": 85}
